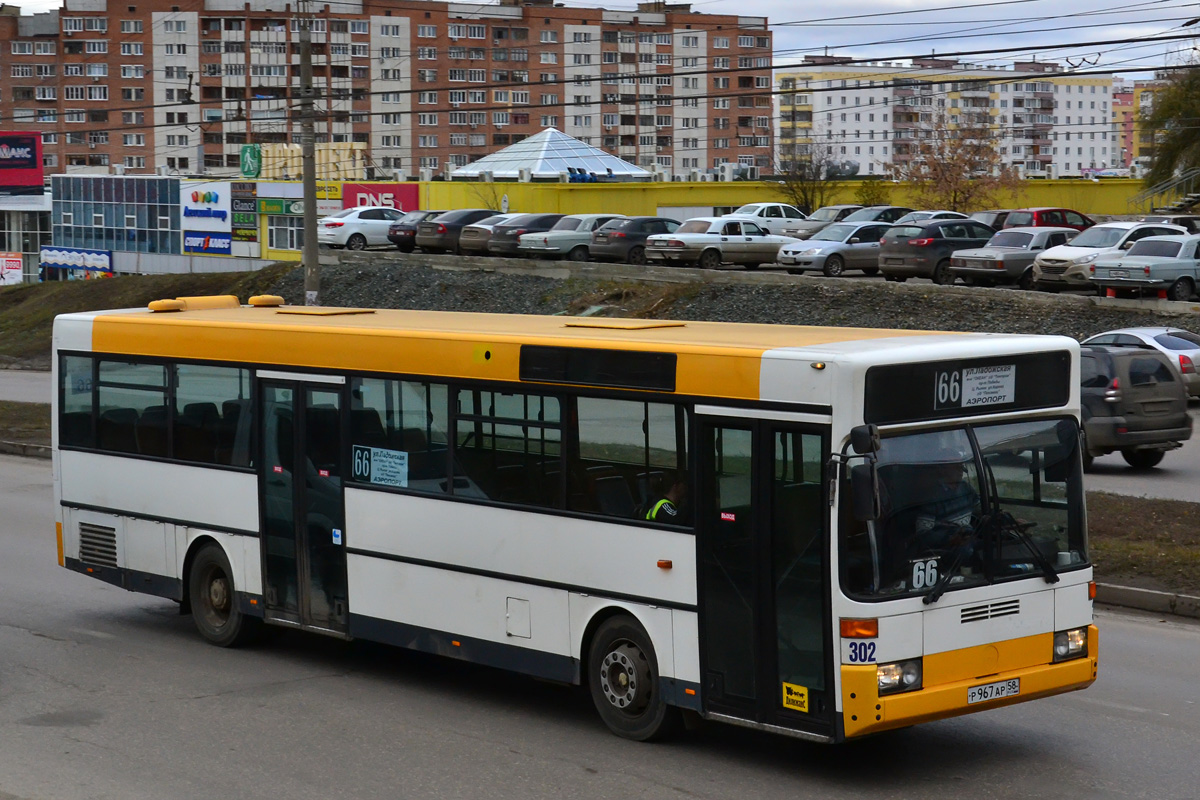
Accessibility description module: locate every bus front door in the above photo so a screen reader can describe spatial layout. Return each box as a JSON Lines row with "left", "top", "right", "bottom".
{"left": 259, "top": 378, "right": 349, "bottom": 637}
{"left": 697, "top": 420, "right": 834, "bottom": 737}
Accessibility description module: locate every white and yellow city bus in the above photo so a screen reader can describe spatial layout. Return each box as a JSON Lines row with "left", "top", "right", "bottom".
{"left": 52, "top": 294, "right": 1097, "bottom": 743}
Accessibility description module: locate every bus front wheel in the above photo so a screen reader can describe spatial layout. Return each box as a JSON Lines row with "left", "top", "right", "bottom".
{"left": 587, "top": 615, "right": 679, "bottom": 741}
{"left": 189, "top": 543, "right": 258, "bottom": 647}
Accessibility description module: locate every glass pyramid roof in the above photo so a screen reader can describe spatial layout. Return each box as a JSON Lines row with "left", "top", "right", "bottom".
{"left": 450, "top": 127, "right": 652, "bottom": 180}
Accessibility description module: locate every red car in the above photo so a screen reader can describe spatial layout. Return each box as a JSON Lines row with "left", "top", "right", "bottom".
{"left": 1003, "top": 207, "right": 1094, "bottom": 231}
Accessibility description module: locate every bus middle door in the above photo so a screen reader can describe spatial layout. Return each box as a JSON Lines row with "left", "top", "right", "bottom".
{"left": 697, "top": 417, "right": 834, "bottom": 737}
{"left": 258, "top": 373, "right": 349, "bottom": 637}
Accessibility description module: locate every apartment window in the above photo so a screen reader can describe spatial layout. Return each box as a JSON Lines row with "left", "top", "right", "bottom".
{"left": 681, "top": 35, "right": 698, "bottom": 48}
{"left": 541, "top": 115, "right": 559, "bottom": 127}
{"left": 86, "top": 86, "right": 108, "bottom": 101}
{"left": 449, "top": 69, "right": 467, "bottom": 82}
{"left": 381, "top": 135, "right": 402, "bottom": 148}
{"left": 540, "top": 93, "right": 558, "bottom": 105}
{"left": 513, "top": 90, "right": 529, "bottom": 103}
{"left": 418, "top": 91, "right": 438, "bottom": 104}
{"left": 417, "top": 25, "right": 436, "bottom": 37}
{"left": 123, "top": 133, "right": 145, "bottom": 146}
{"left": 86, "top": 41, "right": 108, "bottom": 54}
{"left": 35, "top": 41, "right": 55, "bottom": 55}
{"left": 738, "top": 35, "right": 754, "bottom": 47}
{"left": 350, "top": 20, "right": 368, "bottom": 34}
{"left": 418, "top": 113, "right": 439, "bottom": 125}
{"left": 573, "top": 53, "right": 591, "bottom": 65}
{"left": 11, "top": 65, "right": 32, "bottom": 77}
{"left": 62, "top": 17, "right": 83, "bottom": 32}
{"left": 381, "top": 24, "right": 401, "bottom": 37}
{"left": 418, "top": 135, "right": 438, "bottom": 147}
{"left": 65, "top": 109, "right": 85, "bottom": 123}
{"left": 121, "top": 43, "right": 144, "bottom": 56}
{"left": 468, "top": 69, "right": 486, "bottom": 82}
{"left": 469, "top": 90, "right": 486, "bottom": 103}
{"left": 122, "top": 88, "right": 144, "bottom": 101}
{"left": 540, "top": 30, "right": 558, "bottom": 43}
{"left": 37, "top": 110, "right": 57, "bottom": 123}
{"left": 494, "top": 112, "right": 510, "bottom": 126}
{"left": 468, "top": 25, "right": 486, "bottom": 38}
{"left": 120, "top": 19, "right": 143, "bottom": 33}
{"left": 417, "top": 47, "right": 437, "bottom": 60}
{"left": 448, "top": 23, "right": 467, "bottom": 38}
{"left": 470, "top": 112, "right": 487, "bottom": 124}
{"left": 121, "top": 65, "right": 144, "bottom": 79}
{"left": 540, "top": 52, "right": 558, "bottom": 64}
{"left": 449, "top": 112, "right": 467, "bottom": 124}
{"left": 573, "top": 115, "right": 592, "bottom": 127}
{"left": 36, "top": 86, "right": 56, "bottom": 100}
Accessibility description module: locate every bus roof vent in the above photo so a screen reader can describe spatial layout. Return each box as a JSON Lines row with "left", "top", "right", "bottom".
{"left": 563, "top": 320, "right": 686, "bottom": 331}
{"left": 147, "top": 295, "right": 240, "bottom": 313}
{"left": 275, "top": 308, "right": 377, "bottom": 317}
{"left": 249, "top": 295, "right": 285, "bottom": 307}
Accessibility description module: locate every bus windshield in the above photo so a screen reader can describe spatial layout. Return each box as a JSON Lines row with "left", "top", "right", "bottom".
{"left": 840, "top": 417, "right": 1086, "bottom": 600}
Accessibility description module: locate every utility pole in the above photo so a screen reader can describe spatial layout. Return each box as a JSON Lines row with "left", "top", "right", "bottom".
{"left": 298, "top": 0, "right": 320, "bottom": 306}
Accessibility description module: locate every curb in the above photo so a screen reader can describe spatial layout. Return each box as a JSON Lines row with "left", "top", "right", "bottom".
{"left": 1095, "top": 582, "right": 1200, "bottom": 620}
{"left": 0, "top": 440, "right": 50, "bottom": 459}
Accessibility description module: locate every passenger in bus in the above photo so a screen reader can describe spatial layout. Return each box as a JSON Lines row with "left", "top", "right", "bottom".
{"left": 644, "top": 473, "right": 690, "bottom": 525}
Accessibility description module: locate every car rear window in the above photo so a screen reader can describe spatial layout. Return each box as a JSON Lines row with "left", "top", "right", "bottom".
{"left": 1007, "top": 212, "right": 1034, "bottom": 226}
{"left": 1128, "top": 357, "right": 1175, "bottom": 385}
{"left": 988, "top": 231, "right": 1033, "bottom": 248}
{"left": 677, "top": 220, "right": 714, "bottom": 234}
{"left": 1128, "top": 240, "right": 1182, "bottom": 258}
{"left": 436, "top": 209, "right": 482, "bottom": 223}
{"left": 550, "top": 216, "right": 584, "bottom": 231}
{"left": 600, "top": 218, "right": 635, "bottom": 231}
{"left": 1080, "top": 355, "right": 1109, "bottom": 387}
{"left": 884, "top": 225, "right": 924, "bottom": 240}
{"left": 1155, "top": 331, "right": 1200, "bottom": 349}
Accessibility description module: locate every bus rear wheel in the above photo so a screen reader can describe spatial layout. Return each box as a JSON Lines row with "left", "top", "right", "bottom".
{"left": 588, "top": 616, "right": 679, "bottom": 741}
{"left": 189, "top": 543, "right": 258, "bottom": 647}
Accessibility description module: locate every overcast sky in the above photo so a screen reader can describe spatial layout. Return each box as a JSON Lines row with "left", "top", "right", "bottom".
{"left": 13, "top": 0, "right": 1191, "bottom": 76}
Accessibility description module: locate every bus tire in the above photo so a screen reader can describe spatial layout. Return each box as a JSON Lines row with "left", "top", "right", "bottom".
{"left": 587, "top": 615, "right": 679, "bottom": 741}
{"left": 189, "top": 543, "right": 258, "bottom": 647}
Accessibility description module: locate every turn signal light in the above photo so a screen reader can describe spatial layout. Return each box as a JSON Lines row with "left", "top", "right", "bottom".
{"left": 1088, "top": 581, "right": 1097, "bottom": 600}
{"left": 324, "top": 221, "right": 345, "bottom": 227}
{"left": 657, "top": 559, "right": 673, "bottom": 569}
{"left": 840, "top": 618, "right": 879, "bottom": 638}
{"left": 1180, "top": 354, "right": 1195, "bottom": 374}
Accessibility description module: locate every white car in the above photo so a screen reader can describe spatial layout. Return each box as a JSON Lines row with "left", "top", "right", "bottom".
{"left": 317, "top": 206, "right": 405, "bottom": 249}
{"left": 645, "top": 217, "right": 800, "bottom": 270}
{"left": 726, "top": 203, "right": 808, "bottom": 235}
{"left": 1032, "top": 221, "right": 1186, "bottom": 291}
{"left": 517, "top": 213, "right": 625, "bottom": 261}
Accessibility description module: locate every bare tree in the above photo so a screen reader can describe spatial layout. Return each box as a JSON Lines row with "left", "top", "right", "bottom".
{"left": 772, "top": 119, "right": 848, "bottom": 213}
{"left": 886, "top": 111, "right": 1020, "bottom": 211}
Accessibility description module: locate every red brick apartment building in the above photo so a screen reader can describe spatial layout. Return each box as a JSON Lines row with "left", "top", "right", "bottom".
{"left": 0, "top": 0, "right": 772, "bottom": 178}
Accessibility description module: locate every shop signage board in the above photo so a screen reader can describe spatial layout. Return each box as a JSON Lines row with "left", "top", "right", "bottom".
{"left": 341, "top": 182, "right": 420, "bottom": 211}
{"left": 183, "top": 231, "right": 233, "bottom": 256}
{"left": 0, "top": 251, "right": 23, "bottom": 285}
{"left": 180, "top": 180, "right": 232, "bottom": 233}
{"left": 0, "top": 132, "right": 44, "bottom": 197}
{"left": 39, "top": 247, "right": 113, "bottom": 277}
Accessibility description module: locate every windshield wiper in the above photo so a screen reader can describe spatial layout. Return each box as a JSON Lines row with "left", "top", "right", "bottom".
{"left": 922, "top": 521, "right": 981, "bottom": 605}
{"left": 998, "top": 512, "right": 1060, "bottom": 584}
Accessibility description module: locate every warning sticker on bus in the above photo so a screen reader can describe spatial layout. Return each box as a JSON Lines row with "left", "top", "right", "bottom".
{"left": 782, "top": 682, "right": 809, "bottom": 713}
{"left": 351, "top": 445, "right": 409, "bottom": 488}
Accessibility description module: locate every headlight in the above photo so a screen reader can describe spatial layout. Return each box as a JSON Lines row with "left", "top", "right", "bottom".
{"left": 877, "top": 659, "right": 923, "bottom": 695}
{"left": 1052, "top": 627, "right": 1088, "bottom": 662}
{"left": 1076, "top": 253, "right": 1100, "bottom": 265}
{"left": 801, "top": 248, "right": 822, "bottom": 256}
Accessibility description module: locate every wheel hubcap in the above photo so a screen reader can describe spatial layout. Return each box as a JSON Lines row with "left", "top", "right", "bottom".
{"left": 600, "top": 643, "right": 650, "bottom": 713}
{"left": 208, "top": 574, "right": 230, "bottom": 614}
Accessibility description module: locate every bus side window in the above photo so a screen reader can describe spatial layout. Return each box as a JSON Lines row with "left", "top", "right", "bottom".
{"left": 571, "top": 397, "right": 690, "bottom": 524}
{"left": 350, "top": 378, "right": 452, "bottom": 495}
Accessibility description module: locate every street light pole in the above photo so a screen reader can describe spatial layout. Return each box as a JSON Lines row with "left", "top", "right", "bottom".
{"left": 298, "top": 0, "right": 320, "bottom": 306}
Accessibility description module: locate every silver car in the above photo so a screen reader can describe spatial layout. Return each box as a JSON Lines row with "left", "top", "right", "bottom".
{"left": 777, "top": 222, "right": 891, "bottom": 276}
{"left": 517, "top": 213, "right": 625, "bottom": 261}
{"left": 950, "top": 227, "right": 1077, "bottom": 290}
{"left": 1081, "top": 326, "right": 1200, "bottom": 398}
{"left": 1089, "top": 235, "right": 1200, "bottom": 301}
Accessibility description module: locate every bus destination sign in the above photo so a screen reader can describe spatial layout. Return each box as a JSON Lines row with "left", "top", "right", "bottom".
{"left": 864, "top": 351, "right": 1071, "bottom": 425}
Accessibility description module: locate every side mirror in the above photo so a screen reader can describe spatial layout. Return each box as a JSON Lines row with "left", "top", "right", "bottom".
{"left": 1120, "top": 241, "right": 1134, "bottom": 250}
{"left": 849, "top": 237, "right": 861, "bottom": 244}
{"left": 850, "top": 463, "right": 880, "bottom": 521}
{"left": 850, "top": 423, "right": 881, "bottom": 455}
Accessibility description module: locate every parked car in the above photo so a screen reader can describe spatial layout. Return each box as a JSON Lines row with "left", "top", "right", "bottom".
{"left": 414, "top": 208, "right": 498, "bottom": 254}
{"left": 725, "top": 203, "right": 807, "bottom": 234}
{"left": 458, "top": 213, "right": 524, "bottom": 254}
{"left": 1079, "top": 344, "right": 1193, "bottom": 469}
{"left": 1082, "top": 327, "right": 1200, "bottom": 398}
{"left": 1031, "top": 222, "right": 1188, "bottom": 291}
{"left": 387, "top": 210, "right": 446, "bottom": 252}
{"left": 590, "top": 216, "right": 680, "bottom": 264}
{"left": 645, "top": 217, "right": 799, "bottom": 270}
{"left": 969, "top": 210, "right": 1013, "bottom": 230}
{"left": 781, "top": 204, "right": 862, "bottom": 238}
{"left": 317, "top": 206, "right": 405, "bottom": 249}
{"left": 878, "top": 219, "right": 996, "bottom": 284}
{"left": 949, "top": 226, "right": 1077, "bottom": 289}
{"left": 517, "top": 213, "right": 625, "bottom": 261}
{"left": 893, "top": 210, "right": 968, "bottom": 225}
{"left": 1089, "top": 235, "right": 1200, "bottom": 301}
{"left": 841, "top": 205, "right": 915, "bottom": 225}
{"left": 776, "top": 221, "right": 890, "bottom": 276}
{"left": 1140, "top": 214, "right": 1200, "bottom": 233}
{"left": 1003, "top": 208, "right": 1094, "bottom": 231}
{"left": 487, "top": 213, "right": 566, "bottom": 256}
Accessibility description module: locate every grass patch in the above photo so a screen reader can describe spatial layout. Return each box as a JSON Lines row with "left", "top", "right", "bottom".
{"left": 1086, "top": 491, "right": 1200, "bottom": 595}
{"left": 0, "top": 264, "right": 295, "bottom": 367}
{"left": 0, "top": 401, "right": 50, "bottom": 445}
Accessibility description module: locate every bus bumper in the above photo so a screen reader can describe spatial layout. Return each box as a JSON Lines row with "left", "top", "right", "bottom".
{"left": 841, "top": 626, "right": 1099, "bottom": 738}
